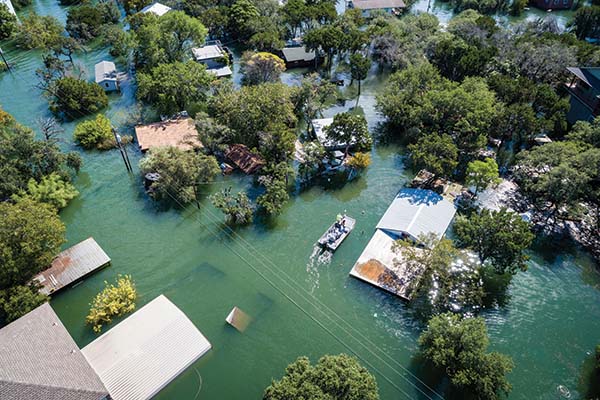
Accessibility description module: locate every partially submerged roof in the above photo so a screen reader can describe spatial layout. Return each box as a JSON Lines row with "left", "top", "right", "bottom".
{"left": 351, "top": 0, "right": 406, "bottom": 8}
{"left": 94, "top": 61, "right": 117, "bottom": 83}
{"left": 225, "top": 144, "right": 266, "bottom": 174}
{"left": 0, "top": 303, "right": 109, "bottom": 400}
{"left": 207, "top": 65, "right": 233, "bottom": 77}
{"left": 567, "top": 67, "right": 600, "bottom": 89}
{"left": 81, "top": 295, "right": 212, "bottom": 400}
{"left": 282, "top": 46, "right": 316, "bottom": 63}
{"left": 135, "top": 118, "right": 202, "bottom": 152}
{"left": 376, "top": 188, "right": 456, "bottom": 241}
{"left": 33, "top": 237, "right": 111, "bottom": 296}
{"left": 140, "top": 1, "right": 171, "bottom": 16}
{"left": 192, "top": 45, "right": 225, "bottom": 61}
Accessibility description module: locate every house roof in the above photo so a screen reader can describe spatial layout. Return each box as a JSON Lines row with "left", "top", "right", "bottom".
{"left": 0, "top": 0, "right": 16, "bottom": 15}
{"left": 135, "top": 118, "right": 202, "bottom": 152}
{"left": 282, "top": 46, "right": 316, "bottom": 63}
{"left": 81, "top": 295, "right": 212, "bottom": 400}
{"left": 376, "top": 188, "right": 456, "bottom": 242}
{"left": 33, "top": 237, "right": 111, "bottom": 295}
{"left": 225, "top": 144, "right": 266, "bottom": 174}
{"left": 207, "top": 65, "right": 233, "bottom": 77}
{"left": 192, "top": 45, "right": 225, "bottom": 61}
{"left": 94, "top": 61, "right": 117, "bottom": 83}
{"left": 0, "top": 303, "right": 109, "bottom": 400}
{"left": 567, "top": 67, "right": 600, "bottom": 89}
{"left": 140, "top": 2, "right": 171, "bottom": 16}
{"left": 350, "top": 0, "right": 406, "bottom": 9}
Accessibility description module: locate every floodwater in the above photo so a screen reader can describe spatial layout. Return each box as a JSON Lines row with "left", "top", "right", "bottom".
{"left": 1, "top": 0, "right": 600, "bottom": 399}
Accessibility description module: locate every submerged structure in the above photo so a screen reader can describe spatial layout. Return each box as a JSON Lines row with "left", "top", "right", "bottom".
{"left": 192, "top": 42, "right": 233, "bottom": 78}
{"left": 95, "top": 61, "right": 119, "bottom": 92}
{"left": 349, "top": 188, "right": 457, "bottom": 300}
{"left": 225, "top": 144, "right": 266, "bottom": 174}
{"left": 139, "top": 1, "right": 172, "bottom": 16}
{"left": 281, "top": 46, "right": 316, "bottom": 68}
{"left": 135, "top": 118, "right": 202, "bottom": 152}
{"left": 565, "top": 66, "right": 600, "bottom": 124}
{"left": 346, "top": 0, "right": 406, "bottom": 17}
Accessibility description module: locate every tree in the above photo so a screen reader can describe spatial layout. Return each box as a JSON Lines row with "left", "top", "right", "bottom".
{"left": 137, "top": 61, "right": 214, "bottom": 115}
{"left": 465, "top": 157, "right": 500, "bottom": 194}
{"left": 86, "top": 275, "right": 137, "bottom": 333}
{"left": 349, "top": 53, "right": 371, "bottom": 103}
{"left": 263, "top": 354, "right": 380, "bottom": 400}
{"left": 0, "top": 198, "right": 65, "bottom": 289}
{"left": 569, "top": 6, "right": 600, "bottom": 40}
{"left": 346, "top": 152, "right": 371, "bottom": 170}
{"left": 211, "top": 187, "right": 254, "bottom": 225}
{"left": 0, "top": 285, "right": 48, "bottom": 323}
{"left": 122, "top": 0, "right": 151, "bottom": 14}
{"left": 73, "top": 114, "right": 115, "bottom": 150}
{"left": 427, "top": 34, "right": 496, "bottom": 81}
{"left": 195, "top": 112, "right": 234, "bottom": 155}
{"left": 419, "top": 313, "right": 513, "bottom": 400}
{"left": 66, "top": 4, "right": 104, "bottom": 42}
{"left": 16, "top": 13, "right": 64, "bottom": 50}
{"left": 48, "top": 78, "right": 109, "bottom": 119}
{"left": 291, "top": 73, "right": 337, "bottom": 129}
{"left": 228, "top": 0, "right": 259, "bottom": 40}
{"left": 0, "top": 4, "right": 17, "bottom": 40}
{"left": 298, "top": 141, "right": 325, "bottom": 181}
{"left": 324, "top": 113, "right": 372, "bottom": 157}
{"left": 257, "top": 162, "right": 292, "bottom": 216}
{"left": 16, "top": 173, "right": 79, "bottom": 210}
{"left": 304, "top": 24, "right": 345, "bottom": 72}
{"left": 139, "top": 146, "right": 220, "bottom": 205}
{"left": 408, "top": 134, "right": 458, "bottom": 177}
{"left": 454, "top": 208, "right": 534, "bottom": 274}
{"left": 240, "top": 52, "right": 286, "bottom": 85}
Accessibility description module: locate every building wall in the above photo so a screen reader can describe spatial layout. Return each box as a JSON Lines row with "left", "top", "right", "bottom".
{"left": 99, "top": 79, "right": 119, "bottom": 92}
{"left": 567, "top": 95, "right": 596, "bottom": 125}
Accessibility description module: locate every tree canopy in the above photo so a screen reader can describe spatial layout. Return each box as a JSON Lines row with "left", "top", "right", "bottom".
{"left": 325, "top": 112, "right": 372, "bottom": 156}
{"left": 48, "top": 78, "right": 109, "bottom": 119}
{"left": 0, "top": 4, "right": 17, "bottom": 40}
{"left": 465, "top": 157, "right": 500, "bottom": 194}
{"left": 73, "top": 114, "right": 115, "bottom": 150}
{"left": 241, "top": 52, "right": 286, "bottom": 85}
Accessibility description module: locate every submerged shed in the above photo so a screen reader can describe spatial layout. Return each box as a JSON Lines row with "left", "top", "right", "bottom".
{"left": 281, "top": 46, "right": 316, "bottom": 68}
{"left": 135, "top": 118, "right": 201, "bottom": 152}
{"left": 81, "top": 295, "right": 212, "bottom": 400}
{"left": 225, "top": 144, "right": 266, "bottom": 174}
{"left": 139, "top": 1, "right": 171, "bottom": 16}
{"left": 33, "top": 237, "right": 111, "bottom": 295}
{"left": 94, "top": 61, "right": 119, "bottom": 92}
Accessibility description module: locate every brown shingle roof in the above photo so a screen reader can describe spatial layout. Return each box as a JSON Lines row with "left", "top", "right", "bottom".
{"left": 225, "top": 144, "right": 266, "bottom": 174}
{"left": 135, "top": 118, "right": 202, "bottom": 152}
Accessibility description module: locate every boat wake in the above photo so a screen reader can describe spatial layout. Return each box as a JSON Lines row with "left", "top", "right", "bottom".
{"left": 306, "top": 245, "right": 332, "bottom": 293}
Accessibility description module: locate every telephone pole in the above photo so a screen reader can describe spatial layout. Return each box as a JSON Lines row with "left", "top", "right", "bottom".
{"left": 112, "top": 128, "right": 133, "bottom": 173}
{"left": 0, "top": 48, "right": 11, "bottom": 72}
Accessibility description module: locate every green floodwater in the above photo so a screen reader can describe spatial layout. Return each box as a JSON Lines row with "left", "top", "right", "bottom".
{"left": 2, "top": 1, "right": 600, "bottom": 399}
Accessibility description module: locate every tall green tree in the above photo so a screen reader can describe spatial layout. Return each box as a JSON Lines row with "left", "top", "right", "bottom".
{"left": 349, "top": 53, "right": 371, "bottom": 103}
{"left": 15, "top": 173, "right": 79, "bottom": 210}
{"left": 465, "top": 157, "right": 500, "bottom": 194}
{"left": 419, "top": 313, "right": 513, "bottom": 400}
{"left": 408, "top": 133, "right": 458, "bottom": 177}
{"left": 48, "top": 77, "right": 109, "bottom": 118}
{"left": 210, "top": 187, "right": 254, "bottom": 225}
{"left": 241, "top": 52, "right": 286, "bottom": 86}
{"left": 16, "top": 13, "right": 64, "bottom": 50}
{"left": 0, "top": 285, "right": 48, "bottom": 323}
{"left": 0, "top": 4, "right": 17, "bottom": 40}
{"left": 263, "top": 354, "right": 379, "bottom": 400}
{"left": 454, "top": 208, "right": 534, "bottom": 274}
{"left": 324, "top": 112, "right": 372, "bottom": 156}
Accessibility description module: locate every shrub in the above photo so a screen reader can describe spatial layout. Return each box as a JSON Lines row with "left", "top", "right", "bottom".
{"left": 86, "top": 275, "right": 137, "bottom": 333}
{"left": 15, "top": 173, "right": 79, "bottom": 210}
{"left": 73, "top": 114, "right": 115, "bottom": 150}
{"left": 0, "top": 285, "right": 48, "bottom": 323}
{"left": 346, "top": 152, "right": 371, "bottom": 170}
{"left": 49, "top": 78, "right": 108, "bottom": 118}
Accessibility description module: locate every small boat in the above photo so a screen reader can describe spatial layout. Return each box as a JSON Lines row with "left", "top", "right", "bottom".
{"left": 318, "top": 215, "right": 356, "bottom": 251}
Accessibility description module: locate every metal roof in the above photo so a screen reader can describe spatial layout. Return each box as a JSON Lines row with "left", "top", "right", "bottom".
{"left": 33, "top": 237, "right": 111, "bottom": 295}
{"left": 0, "top": 0, "right": 16, "bottom": 15}
{"left": 192, "top": 45, "right": 225, "bottom": 61}
{"left": 94, "top": 61, "right": 117, "bottom": 83}
{"left": 139, "top": 2, "right": 171, "bottom": 16}
{"left": 0, "top": 303, "right": 109, "bottom": 400}
{"left": 376, "top": 188, "right": 456, "bottom": 242}
{"left": 350, "top": 0, "right": 406, "bottom": 8}
{"left": 81, "top": 295, "right": 212, "bottom": 400}
{"left": 282, "top": 46, "right": 316, "bottom": 63}
{"left": 567, "top": 67, "right": 600, "bottom": 89}
{"left": 207, "top": 65, "right": 233, "bottom": 77}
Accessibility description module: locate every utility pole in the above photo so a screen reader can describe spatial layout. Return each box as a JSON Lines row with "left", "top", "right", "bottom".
{"left": 0, "top": 48, "right": 11, "bottom": 72}
{"left": 112, "top": 127, "right": 133, "bottom": 173}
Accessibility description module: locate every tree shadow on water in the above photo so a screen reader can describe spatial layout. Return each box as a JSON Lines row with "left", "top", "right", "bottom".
{"left": 578, "top": 350, "right": 600, "bottom": 400}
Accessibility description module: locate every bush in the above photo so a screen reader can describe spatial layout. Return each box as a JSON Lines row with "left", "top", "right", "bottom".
{"left": 73, "top": 114, "right": 115, "bottom": 150}
{"left": 0, "top": 4, "right": 17, "bottom": 40}
{"left": 86, "top": 275, "right": 137, "bottom": 333}
{"left": 346, "top": 152, "right": 371, "bottom": 170}
{"left": 15, "top": 13, "right": 64, "bottom": 50}
{"left": 49, "top": 78, "right": 108, "bottom": 118}
{"left": 0, "top": 285, "right": 48, "bottom": 323}
{"left": 15, "top": 173, "right": 79, "bottom": 210}
{"left": 210, "top": 187, "right": 254, "bottom": 224}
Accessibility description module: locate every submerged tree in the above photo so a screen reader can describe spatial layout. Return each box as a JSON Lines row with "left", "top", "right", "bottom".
{"left": 14, "top": 173, "right": 79, "bottom": 210}
{"left": 465, "top": 157, "right": 500, "bottom": 195}
{"left": 408, "top": 133, "right": 458, "bottom": 178}
{"left": 210, "top": 187, "right": 254, "bottom": 225}
{"left": 73, "top": 114, "right": 115, "bottom": 150}
{"left": 240, "top": 52, "right": 286, "bottom": 85}
{"left": 48, "top": 77, "right": 108, "bottom": 119}
{"left": 325, "top": 112, "right": 372, "bottom": 157}
{"left": 349, "top": 53, "right": 371, "bottom": 103}
{"left": 86, "top": 275, "right": 137, "bottom": 333}
{"left": 15, "top": 13, "right": 63, "bottom": 50}
{"left": 0, "top": 4, "right": 17, "bottom": 40}
{"left": 263, "top": 354, "right": 379, "bottom": 400}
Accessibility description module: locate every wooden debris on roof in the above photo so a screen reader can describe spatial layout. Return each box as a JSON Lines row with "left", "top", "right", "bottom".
{"left": 225, "top": 144, "right": 266, "bottom": 174}
{"left": 135, "top": 118, "right": 202, "bottom": 152}
{"left": 225, "top": 306, "right": 251, "bottom": 332}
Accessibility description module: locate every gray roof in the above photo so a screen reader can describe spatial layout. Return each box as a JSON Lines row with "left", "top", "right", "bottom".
{"left": 139, "top": 2, "right": 171, "bottom": 16}
{"left": 94, "top": 61, "right": 117, "bottom": 83}
{"left": 376, "top": 188, "right": 456, "bottom": 242}
{"left": 351, "top": 0, "right": 406, "bottom": 9}
{"left": 282, "top": 46, "right": 316, "bottom": 63}
{"left": 0, "top": 303, "right": 109, "bottom": 400}
{"left": 192, "top": 45, "right": 225, "bottom": 61}
{"left": 567, "top": 67, "right": 600, "bottom": 89}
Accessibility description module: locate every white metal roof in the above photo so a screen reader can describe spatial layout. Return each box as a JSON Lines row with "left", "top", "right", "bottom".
{"left": 0, "top": 0, "right": 16, "bottom": 15}
{"left": 207, "top": 65, "right": 233, "bottom": 77}
{"left": 192, "top": 45, "right": 224, "bottom": 61}
{"left": 140, "top": 2, "right": 171, "bottom": 16}
{"left": 94, "top": 61, "right": 117, "bottom": 83}
{"left": 376, "top": 188, "right": 456, "bottom": 242}
{"left": 81, "top": 295, "right": 211, "bottom": 400}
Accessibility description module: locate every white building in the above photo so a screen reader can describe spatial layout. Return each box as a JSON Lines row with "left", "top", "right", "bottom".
{"left": 139, "top": 1, "right": 172, "bottom": 16}
{"left": 94, "top": 61, "right": 119, "bottom": 92}
{"left": 191, "top": 43, "right": 232, "bottom": 78}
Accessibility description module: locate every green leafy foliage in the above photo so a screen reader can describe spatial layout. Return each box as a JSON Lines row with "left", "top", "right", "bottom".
{"left": 49, "top": 78, "right": 109, "bottom": 118}
{"left": 419, "top": 313, "right": 513, "bottom": 400}
{"left": 324, "top": 112, "right": 372, "bottom": 156}
{"left": 16, "top": 13, "right": 64, "bottom": 50}
{"left": 0, "top": 4, "right": 17, "bottom": 40}
{"left": 408, "top": 133, "right": 458, "bottom": 177}
{"left": 74, "top": 114, "right": 115, "bottom": 150}
{"left": 137, "top": 61, "right": 214, "bottom": 115}
{"left": 454, "top": 208, "right": 534, "bottom": 274}
{"left": 16, "top": 173, "right": 79, "bottom": 210}
{"left": 257, "top": 162, "right": 292, "bottom": 216}
{"left": 0, "top": 285, "right": 48, "bottom": 323}
{"left": 569, "top": 6, "right": 600, "bottom": 40}
{"left": 263, "top": 354, "right": 380, "bottom": 400}
{"left": 465, "top": 158, "right": 500, "bottom": 194}
{"left": 210, "top": 187, "right": 254, "bottom": 225}
{"left": 86, "top": 275, "right": 137, "bottom": 333}
{"left": 66, "top": 1, "right": 119, "bottom": 42}
{"left": 241, "top": 52, "right": 286, "bottom": 86}
{"left": 0, "top": 198, "right": 66, "bottom": 290}
{"left": 349, "top": 53, "right": 371, "bottom": 98}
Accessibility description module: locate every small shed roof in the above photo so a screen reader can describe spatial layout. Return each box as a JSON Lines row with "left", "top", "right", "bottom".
{"left": 95, "top": 61, "right": 117, "bottom": 84}
{"left": 192, "top": 45, "right": 225, "bottom": 61}
{"left": 0, "top": 303, "right": 109, "bottom": 400}
{"left": 207, "top": 65, "right": 233, "bottom": 77}
{"left": 140, "top": 1, "right": 171, "bottom": 16}
{"left": 33, "top": 237, "right": 111, "bottom": 295}
{"left": 376, "top": 188, "right": 456, "bottom": 242}
{"left": 81, "top": 295, "right": 212, "bottom": 400}
{"left": 282, "top": 46, "right": 316, "bottom": 63}
{"left": 567, "top": 67, "right": 600, "bottom": 89}
{"left": 135, "top": 118, "right": 202, "bottom": 152}
{"left": 351, "top": 0, "right": 406, "bottom": 9}
{"left": 225, "top": 144, "right": 266, "bottom": 174}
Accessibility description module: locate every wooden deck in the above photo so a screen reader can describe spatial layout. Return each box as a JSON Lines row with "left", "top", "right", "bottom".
{"left": 318, "top": 216, "right": 356, "bottom": 251}
{"left": 33, "top": 238, "right": 111, "bottom": 295}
